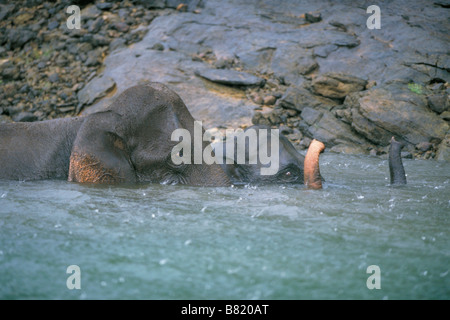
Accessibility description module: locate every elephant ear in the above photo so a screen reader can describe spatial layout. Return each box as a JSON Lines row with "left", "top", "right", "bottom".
{"left": 68, "top": 111, "right": 136, "bottom": 183}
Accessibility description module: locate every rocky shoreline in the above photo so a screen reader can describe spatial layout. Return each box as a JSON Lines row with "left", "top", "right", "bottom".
{"left": 1, "top": 0, "right": 449, "bottom": 161}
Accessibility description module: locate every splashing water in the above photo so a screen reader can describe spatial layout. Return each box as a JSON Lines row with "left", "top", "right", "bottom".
{"left": 0, "top": 154, "right": 448, "bottom": 299}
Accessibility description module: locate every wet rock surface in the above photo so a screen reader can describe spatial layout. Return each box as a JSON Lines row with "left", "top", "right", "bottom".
{"left": 1, "top": 0, "right": 449, "bottom": 160}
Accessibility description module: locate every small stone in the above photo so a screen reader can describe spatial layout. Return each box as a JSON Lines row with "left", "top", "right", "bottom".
{"left": 251, "top": 94, "right": 263, "bottom": 105}
{"left": 286, "top": 109, "right": 298, "bottom": 117}
{"left": 301, "top": 107, "right": 323, "bottom": 125}
{"left": 84, "top": 49, "right": 102, "bottom": 66}
{"left": 7, "top": 28, "right": 35, "bottom": 49}
{"left": 279, "top": 125, "right": 293, "bottom": 135}
{"left": 427, "top": 93, "right": 448, "bottom": 114}
{"left": 329, "top": 20, "right": 347, "bottom": 31}
{"left": 313, "top": 44, "right": 338, "bottom": 58}
{"left": 48, "top": 73, "right": 59, "bottom": 83}
{"left": 263, "top": 95, "right": 277, "bottom": 105}
{"left": 113, "top": 22, "right": 129, "bottom": 33}
{"left": 47, "top": 21, "right": 59, "bottom": 31}
{"left": 151, "top": 43, "right": 164, "bottom": 51}
{"left": 88, "top": 17, "right": 104, "bottom": 33}
{"left": 305, "top": 12, "right": 322, "bottom": 23}
{"left": 96, "top": 2, "right": 113, "bottom": 10}
{"left": 91, "top": 34, "right": 110, "bottom": 46}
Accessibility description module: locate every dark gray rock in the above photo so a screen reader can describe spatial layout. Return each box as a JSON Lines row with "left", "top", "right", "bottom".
{"left": 436, "top": 133, "right": 450, "bottom": 161}
{"left": 0, "top": 4, "right": 15, "bottom": 21}
{"left": 84, "top": 49, "right": 103, "bottom": 66}
{"left": 113, "top": 22, "right": 129, "bottom": 33}
{"left": 151, "top": 43, "right": 164, "bottom": 51}
{"left": 270, "top": 46, "right": 318, "bottom": 84}
{"left": 92, "top": 34, "right": 111, "bottom": 46}
{"left": 427, "top": 93, "right": 449, "bottom": 114}
{"left": 195, "top": 68, "right": 265, "bottom": 87}
{"left": 48, "top": 73, "right": 59, "bottom": 83}
{"left": 313, "top": 44, "right": 338, "bottom": 58}
{"left": 301, "top": 107, "right": 323, "bottom": 125}
{"left": 47, "top": 20, "right": 59, "bottom": 31}
{"left": 8, "top": 28, "right": 35, "bottom": 49}
{"left": 80, "top": 5, "right": 101, "bottom": 21}
{"left": 88, "top": 17, "right": 104, "bottom": 33}
{"left": 308, "top": 110, "right": 367, "bottom": 147}
{"left": 77, "top": 75, "right": 116, "bottom": 106}
{"left": 305, "top": 12, "right": 322, "bottom": 23}
{"left": 0, "top": 62, "right": 19, "bottom": 80}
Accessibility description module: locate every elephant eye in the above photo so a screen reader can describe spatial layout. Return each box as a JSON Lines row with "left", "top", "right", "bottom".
{"left": 286, "top": 171, "right": 291, "bottom": 176}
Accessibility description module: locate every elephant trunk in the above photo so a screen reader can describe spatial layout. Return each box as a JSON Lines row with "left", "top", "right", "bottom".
{"left": 304, "top": 139, "right": 325, "bottom": 189}
{"left": 389, "top": 137, "right": 407, "bottom": 185}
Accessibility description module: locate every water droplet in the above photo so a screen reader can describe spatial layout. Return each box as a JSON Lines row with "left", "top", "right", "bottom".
{"left": 184, "top": 239, "right": 192, "bottom": 246}
{"left": 1, "top": 193, "right": 6, "bottom": 198}
{"left": 118, "top": 277, "right": 125, "bottom": 283}
{"left": 94, "top": 209, "right": 99, "bottom": 213}
{"left": 421, "top": 236, "right": 426, "bottom": 241}
{"left": 54, "top": 224, "right": 61, "bottom": 228}
{"left": 159, "top": 259, "right": 168, "bottom": 265}
{"left": 201, "top": 206, "right": 207, "bottom": 213}
{"left": 100, "top": 281, "right": 107, "bottom": 287}
{"left": 151, "top": 214, "right": 156, "bottom": 218}
{"left": 422, "top": 270, "right": 428, "bottom": 276}
{"left": 357, "top": 195, "right": 364, "bottom": 200}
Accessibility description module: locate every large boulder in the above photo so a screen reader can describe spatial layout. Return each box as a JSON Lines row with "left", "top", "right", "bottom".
{"left": 346, "top": 83, "right": 449, "bottom": 147}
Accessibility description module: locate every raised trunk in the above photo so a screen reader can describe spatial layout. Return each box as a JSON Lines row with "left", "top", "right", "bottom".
{"left": 389, "top": 137, "right": 407, "bottom": 185}
{"left": 304, "top": 139, "right": 325, "bottom": 189}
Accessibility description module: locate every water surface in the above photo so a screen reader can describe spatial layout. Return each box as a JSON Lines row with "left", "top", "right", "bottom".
{"left": 0, "top": 154, "right": 449, "bottom": 299}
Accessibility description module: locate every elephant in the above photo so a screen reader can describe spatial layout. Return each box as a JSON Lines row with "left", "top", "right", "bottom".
{"left": 0, "top": 83, "right": 325, "bottom": 188}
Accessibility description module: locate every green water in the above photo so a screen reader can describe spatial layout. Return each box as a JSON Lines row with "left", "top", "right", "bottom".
{"left": 0, "top": 154, "right": 449, "bottom": 299}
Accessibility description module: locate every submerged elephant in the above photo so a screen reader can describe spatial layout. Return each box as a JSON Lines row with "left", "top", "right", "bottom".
{"left": 0, "top": 83, "right": 325, "bottom": 188}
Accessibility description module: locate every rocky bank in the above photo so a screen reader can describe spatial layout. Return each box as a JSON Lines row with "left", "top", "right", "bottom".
{"left": 1, "top": 0, "right": 449, "bottom": 160}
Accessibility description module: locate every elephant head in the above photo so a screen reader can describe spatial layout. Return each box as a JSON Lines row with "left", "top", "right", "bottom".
{"left": 68, "top": 83, "right": 231, "bottom": 186}
{"left": 213, "top": 125, "right": 307, "bottom": 185}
